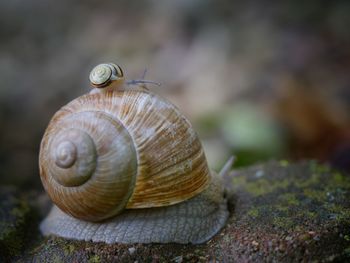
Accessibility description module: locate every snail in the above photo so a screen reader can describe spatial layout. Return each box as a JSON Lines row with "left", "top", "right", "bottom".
{"left": 39, "top": 62, "right": 232, "bottom": 244}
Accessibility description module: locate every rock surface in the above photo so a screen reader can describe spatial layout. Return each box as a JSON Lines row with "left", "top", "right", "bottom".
{"left": 0, "top": 187, "right": 38, "bottom": 262}
{"left": 4, "top": 161, "right": 350, "bottom": 262}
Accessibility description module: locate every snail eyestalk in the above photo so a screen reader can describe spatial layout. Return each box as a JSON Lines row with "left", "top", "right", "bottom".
{"left": 127, "top": 68, "right": 161, "bottom": 87}
{"left": 126, "top": 79, "right": 161, "bottom": 86}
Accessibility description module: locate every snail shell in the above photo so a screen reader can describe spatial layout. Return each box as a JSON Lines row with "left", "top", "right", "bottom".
{"left": 39, "top": 89, "right": 210, "bottom": 222}
{"left": 89, "top": 63, "right": 124, "bottom": 89}
{"left": 39, "top": 63, "right": 230, "bottom": 244}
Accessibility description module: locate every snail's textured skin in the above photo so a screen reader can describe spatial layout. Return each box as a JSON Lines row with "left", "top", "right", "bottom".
{"left": 40, "top": 173, "right": 228, "bottom": 244}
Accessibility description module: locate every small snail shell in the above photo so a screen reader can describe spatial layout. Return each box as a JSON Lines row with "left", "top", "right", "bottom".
{"left": 89, "top": 63, "right": 124, "bottom": 90}
{"left": 39, "top": 63, "right": 230, "bottom": 244}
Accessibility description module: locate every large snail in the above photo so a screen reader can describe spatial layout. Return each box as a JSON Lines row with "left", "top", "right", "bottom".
{"left": 39, "top": 62, "right": 232, "bottom": 244}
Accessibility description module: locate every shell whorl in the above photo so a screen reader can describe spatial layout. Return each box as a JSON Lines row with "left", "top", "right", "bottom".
{"left": 89, "top": 63, "right": 124, "bottom": 89}
{"left": 54, "top": 140, "right": 77, "bottom": 169}
{"left": 39, "top": 89, "right": 211, "bottom": 222}
{"left": 40, "top": 110, "right": 138, "bottom": 221}
{"left": 51, "top": 129, "right": 96, "bottom": 186}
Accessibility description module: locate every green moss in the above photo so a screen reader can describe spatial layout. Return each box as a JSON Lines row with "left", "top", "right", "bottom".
{"left": 10, "top": 201, "right": 30, "bottom": 217}
{"left": 294, "top": 172, "right": 321, "bottom": 188}
{"left": 63, "top": 244, "right": 76, "bottom": 256}
{"left": 0, "top": 193, "right": 34, "bottom": 258}
{"left": 336, "top": 209, "right": 350, "bottom": 223}
{"left": 272, "top": 216, "right": 294, "bottom": 229}
{"left": 88, "top": 255, "right": 101, "bottom": 263}
{"left": 232, "top": 163, "right": 343, "bottom": 197}
{"left": 245, "top": 178, "right": 290, "bottom": 196}
{"left": 290, "top": 162, "right": 334, "bottom": 189}
{"left": 279, "top": 193, "right": 299, "bottom": 206}
{"left": 328, "top": 172, "right": 350, "bottom": 189}
{"left": 16, "top": 161, "right": 350, "bottom": 263}
{"left": 247, "top": 208, "right": 259, "bottom": 218}
{"left": 52, "top": 254, "right": 64, "bottom": 263}
{"left": 309, "top": 161, "right": 331, "bottom": 174}
{"left": 333, "top": 172, "right": 344, "bottom": 183}
{"left": 231, "top": 175, "right": 247, "bottom": 188}
{"left": 0, "top": 200, "right": 30, "bottom": 239}
{"left": 232, "top": 161, "right": 350, "bottom": 240}
{"left": 303, "top": 210, "right": 317, "bottom": 220}
{"left": 274, "top": 204, "right": 289, "bottom": 213}
{"left": 303, "top": 189, "right": 327, "bottom": 202}
{"left": 324, "top": 203, "right": 350, "bottom": 223}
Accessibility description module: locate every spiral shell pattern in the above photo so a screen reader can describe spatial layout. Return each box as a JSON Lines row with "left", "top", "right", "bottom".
{"left": 50, "top": 128, "right": 96, "bottom": 186}
{"left": 40, "top": 110, "right": 138, "bottom": 221}
{"left": 89, "top": 64, "right": 112, "bottom": 87}
{"left": 89, "top": 63, "right": 124, "bottom": 88}
{"left": 39, "top": 89, "right": 210, "bottom": 221}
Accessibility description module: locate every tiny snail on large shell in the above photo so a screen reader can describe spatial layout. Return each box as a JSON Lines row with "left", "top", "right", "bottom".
{"left": 39, "top": 62, "right": 232, "bottom": 244}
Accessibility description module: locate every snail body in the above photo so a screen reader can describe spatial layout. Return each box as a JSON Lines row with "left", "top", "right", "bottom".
{"left": 39, "top": 63, "right": 230, "bottom": 244}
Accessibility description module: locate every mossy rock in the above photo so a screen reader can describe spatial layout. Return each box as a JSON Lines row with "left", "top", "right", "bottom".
{"left": 24, "top": 161, "right": 350, "bottom": 262}
{"left": 0, "top": 187, "right": 38, "bottom": 262}
{"left": 226, "top": 160, "right": 350, "bottom": 262}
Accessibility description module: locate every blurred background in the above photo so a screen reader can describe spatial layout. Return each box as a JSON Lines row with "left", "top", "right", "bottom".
{"left": 0, "top": 0, "right": 350, "bottom": 189}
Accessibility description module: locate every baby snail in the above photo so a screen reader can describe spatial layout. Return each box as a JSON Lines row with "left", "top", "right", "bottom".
{"left": 39, "top": 62, "right": 232, "bottom": 244}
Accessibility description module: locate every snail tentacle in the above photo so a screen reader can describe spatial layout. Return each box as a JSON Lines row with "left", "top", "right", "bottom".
{"left": 126, "top": 79, "right": 161, "bottom": 86}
